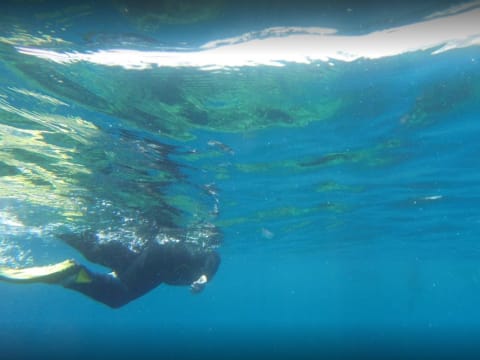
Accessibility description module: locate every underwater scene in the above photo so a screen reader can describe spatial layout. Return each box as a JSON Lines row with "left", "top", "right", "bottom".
{"left": 1, "top": 0, "right": 480, "bottom": 358}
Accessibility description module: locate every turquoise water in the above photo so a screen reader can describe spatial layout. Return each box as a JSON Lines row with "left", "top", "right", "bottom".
{"left": 1, "top": 1, "right": 480, "bottom": 358}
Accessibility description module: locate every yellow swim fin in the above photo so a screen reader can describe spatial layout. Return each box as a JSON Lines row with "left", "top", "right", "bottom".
{"left": 0, "top": 259, "right": 80, "bottom": 284}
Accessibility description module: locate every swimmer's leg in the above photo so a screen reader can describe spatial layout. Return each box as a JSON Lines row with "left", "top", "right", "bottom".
{"left": 63, "top": 265, "right": 136, "bottom": 308}
{"left": 0, "top": 259, "right": 136, "bottom": 308}
{"left": 57, "top": 231, "right": 138, "bottom": 271}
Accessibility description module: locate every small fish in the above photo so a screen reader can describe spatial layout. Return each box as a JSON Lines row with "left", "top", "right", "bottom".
{"left": 261, "top": 228, "right": 274, "bottom": 239}
{"left": 207, "top": 140, "right": 234, "bottom": 155}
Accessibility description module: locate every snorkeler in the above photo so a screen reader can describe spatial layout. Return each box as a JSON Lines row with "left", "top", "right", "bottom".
{"left": 0, "top": 231, "right": 221, "bottom": 308}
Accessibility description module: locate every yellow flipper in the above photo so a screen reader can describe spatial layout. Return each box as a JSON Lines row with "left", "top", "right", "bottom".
{"left": 0, "top": 259, "right": 79, "bottom": 284}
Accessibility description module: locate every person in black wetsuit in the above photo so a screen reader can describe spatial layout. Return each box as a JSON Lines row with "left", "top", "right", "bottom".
{"left": 0, "top": 231, "right": 221, "bottom": 309}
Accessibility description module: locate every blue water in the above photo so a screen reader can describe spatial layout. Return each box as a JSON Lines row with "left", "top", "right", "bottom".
{"left": 1, "top": 1, "right": 480, "bottom": 359}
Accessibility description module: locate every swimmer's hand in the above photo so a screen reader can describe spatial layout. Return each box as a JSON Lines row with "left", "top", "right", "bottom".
{"left": 190, "top": 274, "right": 208, "bottom": 294}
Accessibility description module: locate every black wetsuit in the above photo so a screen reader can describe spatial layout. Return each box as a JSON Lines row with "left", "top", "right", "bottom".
{"left": 59, "top": 232, "right": 221, "bottom": 308}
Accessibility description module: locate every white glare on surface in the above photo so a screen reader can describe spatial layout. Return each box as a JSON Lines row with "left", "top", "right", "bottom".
{"left": 16, "top": 4, "right": 480, "bottom": 70}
